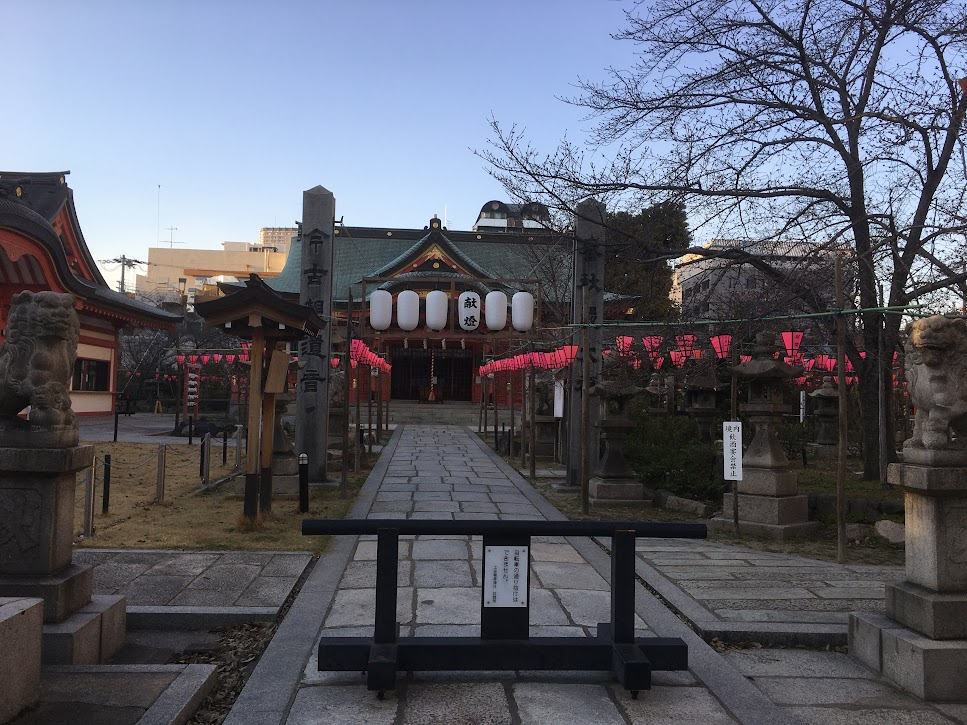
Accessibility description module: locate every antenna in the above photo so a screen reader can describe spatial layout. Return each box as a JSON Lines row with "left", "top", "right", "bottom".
{"left": 165, "top": 227, "right": 183, "bottom": 248}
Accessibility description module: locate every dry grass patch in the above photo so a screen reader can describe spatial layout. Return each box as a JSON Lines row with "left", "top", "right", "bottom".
{"left": 74, "top": 441, "right": 367, "bottom": 552}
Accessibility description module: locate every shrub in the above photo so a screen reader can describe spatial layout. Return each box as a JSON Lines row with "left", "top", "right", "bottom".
{"left": 624, "top": 406, "right": 724, "bottom": 501}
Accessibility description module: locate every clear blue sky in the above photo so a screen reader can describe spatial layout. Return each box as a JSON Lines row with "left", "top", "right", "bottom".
{"left": 1, "top": 1, "right": 635, "bottom": 290}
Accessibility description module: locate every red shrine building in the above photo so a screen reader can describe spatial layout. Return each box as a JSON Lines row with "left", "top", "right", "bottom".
{"left": 267, "top": 210, "right": 571, "bottom": 405}
{"left": 0, "top": 171, "right": 180, "bottom": 415}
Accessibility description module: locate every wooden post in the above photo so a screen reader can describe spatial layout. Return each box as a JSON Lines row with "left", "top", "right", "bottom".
{"left": 376, "top": 337, "right": 383, "bottom": 443}
{"left": 259, "top": 392, "right": 276, "bottom": 513}
{"left": 529, "top": 361, "right": 537, "bottom": 484}
{"left": 835, "top": 256, "right": 848, "bottom": 564}
{"left": 355, "top": 357, "right": 362, "bottom": 473}
{"left": 730, "top": 333, "right": 740, "bottom": 536}
{"left": 367, "top": 362, "right": 374, "bottom": 455}
{"left": 581, "top": 285, "right": 591, "bottom": 515}
{"left": 519, "top": 365, "right": 526, "bottom": 468}
{"left": 244, "top": 320, "right": 264, "bottom": 520}
{"left": 878, "top": 283, "right": 889, "bottom": 488}
{"left": 509, "top": 364, "right": 515, "bottom": 459}
{"left": 342, "top": 291, "right": 352, "bottom": 498}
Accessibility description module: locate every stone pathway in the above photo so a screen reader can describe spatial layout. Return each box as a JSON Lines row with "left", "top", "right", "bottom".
{"left": 633, "top": 539, "right": 904, "bottom": 644}
{"left": 74, "top": 549, "right": 312, "bottom": 628}
{"left": 225, "top": 426, "right": 967, "bottom": 725}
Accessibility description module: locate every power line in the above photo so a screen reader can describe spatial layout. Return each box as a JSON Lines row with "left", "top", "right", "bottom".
{"left": 99, "top": 255, "right": 146, "bottom": 293}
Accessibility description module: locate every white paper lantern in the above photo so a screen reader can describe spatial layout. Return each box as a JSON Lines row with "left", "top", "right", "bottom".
{"left": 512, "top": 291, "right": 534, "bottom": 332}
{"left": 397, "top": 290, "right": 420, "bottom": 331}
{"left": 425, "top": 290, "right": 448, "bottom": 331}
{"left": 369, "top": 290, "right": 392, "bottom": 331}
{"left": 458, "top": 291, "right": 481, "bottom": 331}
{"left": 485, "top": 291, "right": 507, "bottom": 331}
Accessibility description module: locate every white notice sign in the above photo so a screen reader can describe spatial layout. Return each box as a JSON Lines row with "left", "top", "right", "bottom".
{"left": 483, "top": 546, "right": 528, "bottom": 607}
{"left": 723, "top": 422, "right": 743, "bottom": 481}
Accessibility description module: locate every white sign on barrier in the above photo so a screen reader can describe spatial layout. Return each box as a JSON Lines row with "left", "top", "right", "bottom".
{"left": 483, "top": 546, "right": 528, "bottom": 607}
{"left": 723, "top": 421, "right": 743, "bottom": 481}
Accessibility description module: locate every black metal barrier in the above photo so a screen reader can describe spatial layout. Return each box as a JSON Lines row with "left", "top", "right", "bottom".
{"left": 302, "top": 519, "right": 707, "bottom": 698}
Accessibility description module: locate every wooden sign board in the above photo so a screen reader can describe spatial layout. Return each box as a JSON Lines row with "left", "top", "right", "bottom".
{"left": 264, "top": 350, "right": 292, "bottom": 394}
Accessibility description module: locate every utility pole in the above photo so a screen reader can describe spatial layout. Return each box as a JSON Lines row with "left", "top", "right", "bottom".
{"left": 100, "top": 255, "right": 146, "bottom": 294}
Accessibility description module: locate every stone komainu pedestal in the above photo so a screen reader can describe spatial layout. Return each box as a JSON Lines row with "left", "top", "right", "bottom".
{"left": 0, "top": 446, "right": 126, "bottom": 665}
{"left": 850, "top": 462, "right": 967, "bottom": 701}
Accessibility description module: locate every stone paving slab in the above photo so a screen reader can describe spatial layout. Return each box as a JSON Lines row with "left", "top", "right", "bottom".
{"left": 226, "top": 425, "right": 966, "bottom": 725}
{"left": 629, "top": 536, "right": 904, "bottom": 646}
{"left": 74, "top": 549, "right": 312, "bottom": 627}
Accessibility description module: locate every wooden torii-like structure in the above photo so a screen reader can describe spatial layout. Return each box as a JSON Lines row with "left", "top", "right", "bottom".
{"left": 196, "top": 274, "right": 323, "bottom": 520}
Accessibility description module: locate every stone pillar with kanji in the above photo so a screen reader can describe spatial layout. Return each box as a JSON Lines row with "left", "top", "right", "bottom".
{"left": 297, "top": 186, "right": 335, "bottom": 483}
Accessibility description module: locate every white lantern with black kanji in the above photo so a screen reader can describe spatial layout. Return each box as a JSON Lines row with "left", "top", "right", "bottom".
{"left": 458, "top": 291, "right": 481, "bottom": 331}
{"left": 397, "top": 290, "right": 420, "bottom": 331}
{"left": 485, "top": 291, "right": 507, "bottom": 331}
{"left": 425, "top": 290, "right": 448, "bottom": 331}
{"left": 369, "top": 289, "right": 392, "bottom": 331}
{"left": 512, "top": 291, "right": 534, "bottom": 332}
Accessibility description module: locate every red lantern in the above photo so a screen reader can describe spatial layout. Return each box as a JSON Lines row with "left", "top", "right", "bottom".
{"left": 226, "top": 354, "right": 236, "bottom": 364}
{"left": 201, "top": 355, "right": 211, "bottom": 365}
{"left": 213, "top": 354, "right": 222, "bottom": 363}
{"left": 675, "top": 334, "right": 696, "bottom": 357}
{"left": 562, "top": 346, "right": 579, "bottom": 364}
{"left": 780, "top": 331, "right": 804, "bottom": 358}
{"left": 709, "top": 335, "right": 731, "bottom": 359}
{"left": 188, "top": 355, "right": 198, "bottom": 364}
{"left": 670, "top": 350, "right": 686, "bottom": 368}
{"left": 176, "top": 354, "right": 185, "bottom": 365}
{"left": 641, "top": 336, "right": 662, "bottom": 353}
{"left": 616, "top": 336, "right": 633, "bottom": 356}
{"left": 331, "top": 357, "right": 340, "bottom": 369}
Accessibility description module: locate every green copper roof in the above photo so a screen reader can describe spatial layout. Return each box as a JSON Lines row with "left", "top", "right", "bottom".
{"left": 267, "top": 225, "right": 570, "bottom": 302}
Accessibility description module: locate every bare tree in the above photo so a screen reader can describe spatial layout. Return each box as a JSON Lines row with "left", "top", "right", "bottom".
{"left": 480, "top": 0, "right": 967, "bottom": 479}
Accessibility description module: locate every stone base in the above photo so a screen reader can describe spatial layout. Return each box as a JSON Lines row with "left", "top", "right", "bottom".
{"left": 0, "top": 445, "right": 94, "bottom": 575}
{"left": 42, "top": 594, "right": 126, "bottom": 665}
{"left": 589, "top": 478, "right": 644, "bottom": 502}
{"left": 707, "top": 516, "right": 820, "bottom": 540}
{"left": 886, "top": 580, "right": 967, "bottom": 639}
{"left": 0, "top": 597, "right": 42, "bottom": 723}
{"left": 806, "top": 443, "right": 839, "bottom": 460}
{"left": 850, "top": 611, "right": 967, "bottom": 702}
{"left": 0, "top": 422, "right": 79, "bottom": 449}
{"left": 901, "top": 446, "right": 967, "bottom": 467}
{"left": 0, "top": 563, "right": 93, "bottom": 623}
{"left": 272, "top": 454, "right": 299, "bottom": 476}
{"left": 721, "top": 492, "right": 811, "bottom": 525}
{"left": 736, "top": 467, "right": 798, "bottom": 496}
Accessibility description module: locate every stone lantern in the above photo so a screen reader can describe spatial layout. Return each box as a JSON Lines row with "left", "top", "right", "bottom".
{"left": 808, "top": 376, "right": 839, "bottom": 457}
{"left": 684, "top": 367, "right": 723, "bottom": 443}
{"left": 588, "top": 367, "right": 647, "bottom": 505}
{"left": 709, "top": 332, "right": 818, "bottom": 539}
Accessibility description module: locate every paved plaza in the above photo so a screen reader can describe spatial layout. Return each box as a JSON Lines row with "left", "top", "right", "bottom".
{"left": 74, "top": 549, "right": 312, "bottom": 629}
{"left": 222, "top": 425, "right": 967, "bottom": 725}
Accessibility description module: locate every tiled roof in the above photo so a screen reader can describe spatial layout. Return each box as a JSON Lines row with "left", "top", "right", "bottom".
{"left": 268, "top": 225, "right": 570, "bottom": 302}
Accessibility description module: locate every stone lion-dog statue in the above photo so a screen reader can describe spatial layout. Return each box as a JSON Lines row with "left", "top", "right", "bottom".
{"left": 904, "top": 315, "right": 967, "bottom": 455}
{"left": 0, "top": 291, "right": 80, "bottom": 446}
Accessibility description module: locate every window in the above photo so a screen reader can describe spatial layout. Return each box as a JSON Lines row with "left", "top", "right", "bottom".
{"left": 73, "top": 359, "right": 110, "bottom": 391}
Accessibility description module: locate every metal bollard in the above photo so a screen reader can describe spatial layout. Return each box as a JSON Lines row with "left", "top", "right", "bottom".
{"left": 188, "top": 416, "right": 194, "bottom": 445}
{"left": 222, "top": 429, "right": 228, "bottom": 466}
{"left": 235, "top": 425, "right": 244, "bottom": 469}
{"left": 203, "top": 434, "right": 212, "bottom": 485}
{"left": 156, "top": 444, "right": 166, "bottom": 503}
{"left": 199, "top": 433, "right": 208, "bottom": 480}
{"left": 113, "top": 411, "right": 120, "bottom": 442}
{"left": 102, "top": 454, "right": 111, "bottom": 515}
{"left": 299, "top": 453, "right": 309, "bottom": 513}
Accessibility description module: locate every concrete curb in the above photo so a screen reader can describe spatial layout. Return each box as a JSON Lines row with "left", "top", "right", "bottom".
{"left": 135, "top": 663, "right": 218, "bottom": 725}
{"left": 222, "top": 425, "right": 404, "bottom": 725}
